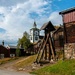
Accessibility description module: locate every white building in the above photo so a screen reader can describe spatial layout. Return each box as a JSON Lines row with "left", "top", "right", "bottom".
{"left": 30, "top": 21, "right": 39, "bottom": 43}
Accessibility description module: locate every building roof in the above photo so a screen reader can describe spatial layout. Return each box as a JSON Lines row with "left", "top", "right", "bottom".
{"left": 7, "top": 45, "right": 17, "bottom": 49}
{"left": 30, "top": 21, "right": 39, "bottom": 30}
{"left": 53, "top": 26, "right": 64, "bottom": 34}
{"left": 40, "top": 21, "right": 55, "bottom": 31}
{"left": 7, "top": 45, "right": 24, "bottom": 49}
{"left": 33, "top": 21, "right": 37, "bottom": 28}
{"left": 59, "top": 7, "right": 75, "bottom": 14}
{"left": 40, "top": 22, "right": 48, "bottom": 30}
{"left": 0, "top": 45, "right": 7, "bottom": 49}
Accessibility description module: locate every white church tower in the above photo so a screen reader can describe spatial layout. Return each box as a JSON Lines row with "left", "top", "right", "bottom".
{"left": 30, "top": 21, "right": 39, "bottom": 43}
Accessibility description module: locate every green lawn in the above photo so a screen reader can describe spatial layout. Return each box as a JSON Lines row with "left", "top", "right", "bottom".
{"left": 32, "top": 59, "right": 75, "bottom": 75}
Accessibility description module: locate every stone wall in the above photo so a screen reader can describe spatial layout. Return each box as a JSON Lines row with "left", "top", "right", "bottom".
{"left": 64, "top": 43, "right": 75, "bottom": 59}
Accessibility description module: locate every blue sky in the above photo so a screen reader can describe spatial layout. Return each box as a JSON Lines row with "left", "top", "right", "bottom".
{"left": 0, "top": 0, "right": 75, "bottom": 46}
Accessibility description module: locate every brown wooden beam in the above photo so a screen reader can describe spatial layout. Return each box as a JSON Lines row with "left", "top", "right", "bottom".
{"left": 48, "top": 44, "right": 51, "bottom": 60}
{"left": 49, "top": 33, "right": 55, "bottom": 59}
{"left": 45, "top": 45, "right": 47, "bottom": 60}
{"left": 35, "top": 36, "right": 45, "bottom": 62}
{"left": 39, "top": 33, "right": 49, "bottom": 62}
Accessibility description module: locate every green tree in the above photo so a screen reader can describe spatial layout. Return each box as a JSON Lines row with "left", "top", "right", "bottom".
{"left": 23, "top": 31, "right": 29, "bottom": 39}
{"left": 17, "top": 31, "right": 33, "bottom": 50}
{"left": 16, "top": 47, "right": 21, "bottom": 57}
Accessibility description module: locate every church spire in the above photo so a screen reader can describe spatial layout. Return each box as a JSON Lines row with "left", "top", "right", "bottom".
{"left": 33, "top": 21, "right": 37, "bottom": 28}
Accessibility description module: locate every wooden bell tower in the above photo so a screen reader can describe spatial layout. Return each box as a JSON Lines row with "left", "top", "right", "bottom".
{"left": 35, "top": 21, "right": 56, "bottom": 63}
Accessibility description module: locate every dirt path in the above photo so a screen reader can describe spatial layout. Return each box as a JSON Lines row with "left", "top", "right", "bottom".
{"left": 0, "top": 56, "right": 56, "bottom": 75}
{"left": 0, "top": 69, "right": 31, "bottom": 75}
{"left": 0, "top": 57, "right": 33, "bottom": 75}
{"left": 0, "top": 57, "right": 30, "bottom": 71}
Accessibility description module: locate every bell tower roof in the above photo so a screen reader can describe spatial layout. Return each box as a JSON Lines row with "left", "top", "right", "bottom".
{"left": 30, "top": 21, "right": 39, "bottom": 31}
{"left": 33, "top": 21, "right": 37, "bottom": 28}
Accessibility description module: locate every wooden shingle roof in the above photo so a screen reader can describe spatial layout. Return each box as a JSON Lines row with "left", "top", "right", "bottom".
{"left": 53, "top": 26, "right": 64, "bottom": 34}
{"left": 40, "top": 21, "right": 55, "bottom": 31}
{"left": 40, "top": 22, "right": 48, "bottom": 30}
{"left": 0, "top": 45, "right": 7, "bottom": 49}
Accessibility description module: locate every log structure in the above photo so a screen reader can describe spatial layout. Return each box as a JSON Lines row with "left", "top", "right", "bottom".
{"left": 59, "top": 7, "right": 75, "bottom": 59}
{"left": 35, "top": 21, "right": 56, "bottom": 63}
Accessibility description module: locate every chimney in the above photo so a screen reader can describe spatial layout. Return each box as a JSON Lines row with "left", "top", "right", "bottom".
{"left": 2, "top": 40, "right": 4, "bottom": 45}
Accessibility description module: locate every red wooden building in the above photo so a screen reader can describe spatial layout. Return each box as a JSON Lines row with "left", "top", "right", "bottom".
{"left": 59, "top": 7, "right": 75, "bottom": 59}
{"left": 0, "top": 45, "right": 10, "bottom": 58}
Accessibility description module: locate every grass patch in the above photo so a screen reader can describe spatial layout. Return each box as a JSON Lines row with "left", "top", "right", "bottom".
{"left": 14, "top": 55, "right": 37, "bottom": 68}
{"left": 32, "top": 59, "right": 75, "bottom": 75}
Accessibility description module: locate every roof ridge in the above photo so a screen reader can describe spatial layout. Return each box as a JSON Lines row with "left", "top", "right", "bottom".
{"left": 59, "top": 7, "right": 75, "bottom": 14}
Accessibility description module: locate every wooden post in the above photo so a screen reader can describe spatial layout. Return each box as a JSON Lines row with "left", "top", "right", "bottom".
{"left": 35, "top": 36, "right": 45, "bottom": 62}
{"left": 48, "top": 44, "right": 51, "bottom": 61}
{"left": 45, "top": 45, "right": 47, "bottom": 60}
{"left": 49, "top": 33, "right": 55, "bottom": 59}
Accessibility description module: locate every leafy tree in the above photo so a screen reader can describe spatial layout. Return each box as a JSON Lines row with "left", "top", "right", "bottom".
{"left": 16, "top": 47, "right": 21, "bottom": 57}
{"left": 17, "top": 31, "right": 33, "bottom": 50}
{"left": 17, "top": 38, "right": 23, "bottom": 48}
{"left": 23, "top": 31, "right": 29, "bottom": 39}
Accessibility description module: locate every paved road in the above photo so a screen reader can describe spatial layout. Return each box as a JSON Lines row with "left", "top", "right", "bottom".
{"left": 0, "top": 69, "right": 32, "bottom": 75}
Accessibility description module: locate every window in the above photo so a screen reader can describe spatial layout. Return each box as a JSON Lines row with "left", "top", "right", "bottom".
{"left": 35, "top": 31, "right": 38, "bottom": 35}
{"left": 0, "top": 54, "right": 4, "bottom": 59}
{"left": 35, "top": 36, "right": 38, "bottom": 40}
{"left": 31, "top": 37, "right": 32, "bottom": 40}
{"left": 10, "top": 54, "right": 15, "bottom": 58}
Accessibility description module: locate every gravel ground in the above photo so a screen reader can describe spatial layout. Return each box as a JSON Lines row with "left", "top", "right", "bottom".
{"left": 0, "top": 69, "right": 32, "bottom": 75}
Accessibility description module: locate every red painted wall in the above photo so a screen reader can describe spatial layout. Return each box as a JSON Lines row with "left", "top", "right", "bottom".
{"left": 63, "top": 11, "right": 75, "bottom": 23}
{"left": 0, "top": 45, "right": 10, "bottom": 58}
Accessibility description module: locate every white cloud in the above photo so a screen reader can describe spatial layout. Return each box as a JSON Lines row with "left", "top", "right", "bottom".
{"left": 0, "top": 0, "right": 51, "bottom": 45}
{"left": 49, "top": 11, "right": 62, "bottom": 25}
{"left": 0, "top": 0, "right": 27, "bottom": 7}
{"left": 0, "top": 0, "right": 62, "bottom": 45}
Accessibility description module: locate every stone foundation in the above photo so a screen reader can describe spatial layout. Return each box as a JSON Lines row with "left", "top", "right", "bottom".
{"left": 64, "top": 43, "right": 75, "bottom": 59}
